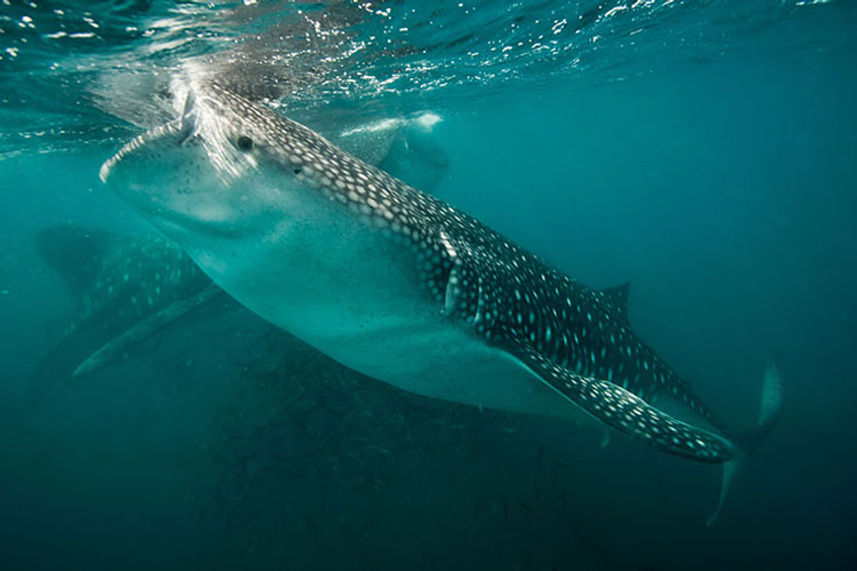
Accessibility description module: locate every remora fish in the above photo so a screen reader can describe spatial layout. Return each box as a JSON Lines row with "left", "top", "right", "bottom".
{"left": 101, "top": 82, "right": 782, "bottom": 522}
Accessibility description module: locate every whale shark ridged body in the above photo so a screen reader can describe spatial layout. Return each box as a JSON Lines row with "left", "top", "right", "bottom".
{"left": 101, "top": 81, "right": 779, "bottom": 467}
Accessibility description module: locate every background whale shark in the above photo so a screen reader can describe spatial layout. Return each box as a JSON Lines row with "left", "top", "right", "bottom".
{"left": 29, "top": 226, "right": 230, "bottom": 392}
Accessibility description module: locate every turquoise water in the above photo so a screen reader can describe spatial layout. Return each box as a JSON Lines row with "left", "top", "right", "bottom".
{"left": 1, "top": 1, "right": 856, "bottom": 569}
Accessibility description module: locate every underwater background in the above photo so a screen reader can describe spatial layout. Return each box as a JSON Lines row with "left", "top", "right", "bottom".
{"left": 1, "top": 1, "right": 856, "bottom": 569}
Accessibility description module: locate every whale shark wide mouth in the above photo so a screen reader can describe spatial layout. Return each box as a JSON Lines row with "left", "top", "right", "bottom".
{"left": 100, "top": 118, "right": 191, "bottom": 184}
{"left": 98, "top": 109, "right": 255, "bottom": 238}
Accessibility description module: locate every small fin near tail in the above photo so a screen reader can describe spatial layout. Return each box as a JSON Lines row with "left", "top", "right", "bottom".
{"left": 707, "top": 361, "right": 784, "bottom": 526}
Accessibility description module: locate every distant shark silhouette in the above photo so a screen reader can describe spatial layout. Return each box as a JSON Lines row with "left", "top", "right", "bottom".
{"left": 101, "top": 80, "right": 783, "bottom": 523}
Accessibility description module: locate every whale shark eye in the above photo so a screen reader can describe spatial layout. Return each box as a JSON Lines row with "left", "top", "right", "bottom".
{"left": 236, "top": 136, "right": 253, "bottom": 151}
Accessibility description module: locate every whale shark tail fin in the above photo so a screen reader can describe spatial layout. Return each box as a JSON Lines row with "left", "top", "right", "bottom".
{"left": 707, "top": 361, "right": 784, "bottom": 526}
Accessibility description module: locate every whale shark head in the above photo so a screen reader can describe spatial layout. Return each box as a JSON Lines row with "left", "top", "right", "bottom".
{"left": 100, "top": 81, "right": 447, "bottom": 248}
{"left": 100, "top": 82, "right": 317, "bottom": 243}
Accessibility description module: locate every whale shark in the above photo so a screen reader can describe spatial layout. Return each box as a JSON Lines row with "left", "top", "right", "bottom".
{"left": 101, "top": 80, "right": 782, "bottom": 521}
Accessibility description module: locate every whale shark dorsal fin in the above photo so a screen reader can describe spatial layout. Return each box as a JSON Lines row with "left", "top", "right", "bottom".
{"left": 600, "top": 281, "right": 631, "bottom": 325}
{"left": 511, "top": 344, "right": 734, "bottom": 463}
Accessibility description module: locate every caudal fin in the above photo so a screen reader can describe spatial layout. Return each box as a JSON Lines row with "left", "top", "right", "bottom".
{"left": 707, "top": 361, "right": 784, "bottom": 526}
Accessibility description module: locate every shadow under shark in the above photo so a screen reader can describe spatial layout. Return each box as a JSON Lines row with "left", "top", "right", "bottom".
{"left": 100, "top": 80, "right": 782, "bottom": 524}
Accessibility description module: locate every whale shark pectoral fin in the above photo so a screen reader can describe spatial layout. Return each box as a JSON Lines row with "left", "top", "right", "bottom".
{"left": 72, "top": 284, "right": 225, "bottom": 377}
{"left": 511, "top": 345, "right": 734, "bottom": 463}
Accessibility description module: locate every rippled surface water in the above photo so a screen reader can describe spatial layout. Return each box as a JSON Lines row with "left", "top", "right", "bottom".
{"left": 1, "top": 1, "right": 852, "bottom": 155}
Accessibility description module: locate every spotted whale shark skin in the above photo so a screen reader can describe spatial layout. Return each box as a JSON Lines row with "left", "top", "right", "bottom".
{"left": 101, "top": 81, "right": 770, "bottom": 465}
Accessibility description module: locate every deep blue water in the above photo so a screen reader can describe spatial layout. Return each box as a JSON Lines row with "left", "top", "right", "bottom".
{"left": 1, "top": 1, "right": 856, "bottom": 569}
